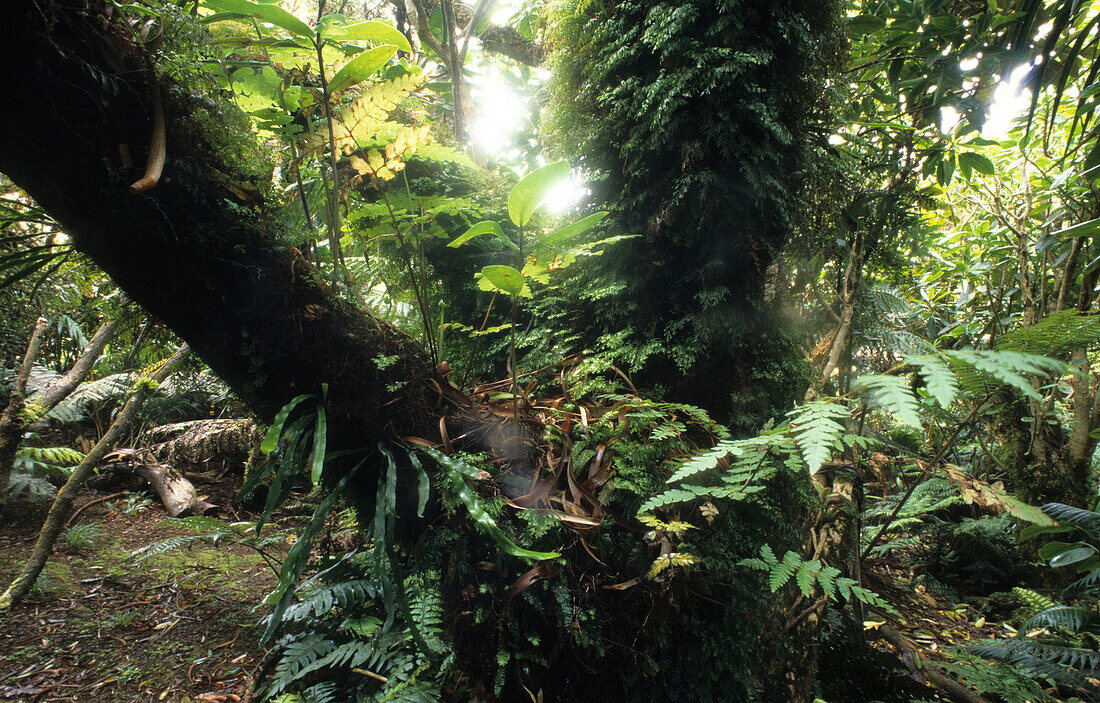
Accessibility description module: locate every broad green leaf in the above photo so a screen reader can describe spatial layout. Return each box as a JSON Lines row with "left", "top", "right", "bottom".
{"left": 448, "top": 220, "right": 517, "bottom": 250}
{"left": 1050, "top": 545, "right": 1097, "bottom": 568}
{"left": 327, "top": 45, "right": 399, "bottom": 95}
{"left": 322, "top": 20, "right": 412, "bottom": 52}
{"left": 958, "top": 151, "right": 995, "bottom": 176}
{"left": 1054, "top": 215, "right": 1100, "bottom": 239}
{"left": 480, "top": 265, "right": 525, "bottom": 296}
{"left": 204, "top": 0, "right": 315, "bottom": 38}
{"left": 847, "top": 14, "right": 886, "bottom": 34}
{"left": 508, "top": 160, "right": 570, "bottom": 227}
{"left": 540, "top": 211, "right": 609, "bottom": 247}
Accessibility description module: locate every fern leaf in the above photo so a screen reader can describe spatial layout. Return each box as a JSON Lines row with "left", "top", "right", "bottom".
{"left": 855, "top": 374, "right": 921, "bottom": 427}
{"left": 795, "top": 560, "right": 819, "bottom": 597}
{"left": 908, "top": 353, "right": 960, "bottom": 408}
{"left": 997, "top": 310, "right": 1100, "bottom": 357}
{"left": 1022, "top": 605, "right": 1098, "bottom": 634}
{"left": 1041, "top": 502, "right": 1100, "bottom": 538}
{"left": 1013, "top": 587, "right": 1058, "bottom": 617}
{"left": 787, "top": 401, "right": 848, "bottom": 474}
{"left": 769, "top": 551, "right": 802, "bottom": 592}
{"left": 946, "top": 350, "right": 1063, "bottom": 401}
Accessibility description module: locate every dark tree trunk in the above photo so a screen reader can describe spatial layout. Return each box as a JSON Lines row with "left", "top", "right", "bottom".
{"left": 0, "top": 4, "right": 833, "bottom": 700}
{"left": 0, "top": 1, "right": 440, "bottom": 492}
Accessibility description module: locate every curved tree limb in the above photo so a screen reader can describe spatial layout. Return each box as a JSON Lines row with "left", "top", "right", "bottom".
{"left": 0, "top": 317, "right": 49, "bottom": 505}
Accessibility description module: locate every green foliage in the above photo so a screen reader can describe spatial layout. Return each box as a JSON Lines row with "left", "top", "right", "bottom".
{"left": 740, "top": 544, "right": 895, "bottom": 615}
{"left": 789, "top": 400, "right": 849, "bottom": 474}
{"left": 419, "top": 447, "right": 559, "bottom": 561}
{"left": 937, "top": 651, "right": 1055, "bottom": 703}
{"left": 261, "top": 559, "right": 450, "bottom": 703}
{"left": 967, "top": 502, "right": 1100, "bottom": 688}
{"left": 547, "top": 0, "right": 838, "bottom": 423}
{"left": 63, "top": 523, "right": 107, "bottom": 552}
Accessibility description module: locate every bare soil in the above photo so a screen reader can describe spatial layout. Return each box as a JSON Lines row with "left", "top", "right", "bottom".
{"left": 0, "top": 486, "right": 291, "bottom": 703}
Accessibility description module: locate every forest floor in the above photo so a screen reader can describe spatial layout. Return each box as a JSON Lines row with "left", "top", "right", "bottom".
{"left": 0, "top": 478, "right": 293, "bottom": 703}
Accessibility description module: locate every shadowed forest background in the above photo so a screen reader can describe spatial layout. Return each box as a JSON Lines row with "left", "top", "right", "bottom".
{"left": 1, "top": 0, "right": 1099, "bottom": 701}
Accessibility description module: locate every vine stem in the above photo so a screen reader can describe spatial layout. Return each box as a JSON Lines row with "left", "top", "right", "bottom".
{"left": 860, "top": 396, "right": 988, "bottom": 560}
{"left": 313, "top": 3, "right": 348, "bottom": 287}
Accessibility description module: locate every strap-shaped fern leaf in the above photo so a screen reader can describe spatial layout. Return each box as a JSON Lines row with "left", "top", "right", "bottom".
{"left": 855, "top": 374, "right": 921, "bottom": 426}
{"left": 788, "top": 401, "right": 848, "bottom": 475}
{"left": 1022, "top": 605, "right": 1098, "bottom": 634}
{"left": 1041, "top": 502, "right": 1100, "bottom": 538}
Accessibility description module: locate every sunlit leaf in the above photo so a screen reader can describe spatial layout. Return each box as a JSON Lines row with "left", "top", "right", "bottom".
{"left": 204, "top": 0, "right": 315, "bottom": 38}
{"left": 328, "top": 45, "right": 399, "bottom": 95}
{"left": 448, "top": 220, "right": 517, "bottom": 250}
{"left": 540, "top": 211, "right": 609, "bottom": 247}
{"left": 508, "top": 160, "right": 569, "bottom": 227}
{"left": 480, "top": 265, "right": 525, "bottom": 296}
{"left": 322, "top": 20, "right": 412, "bottom": 52}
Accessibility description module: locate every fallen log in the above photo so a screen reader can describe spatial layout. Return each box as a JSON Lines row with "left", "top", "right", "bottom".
{"left": 98, "top": 448, "right": 214, "bottom": 517}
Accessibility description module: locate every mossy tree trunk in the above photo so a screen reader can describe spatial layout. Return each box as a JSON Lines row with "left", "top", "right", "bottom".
{"left": 0, "top": 1, "right": 440, "bottom": 485}
{"left": 0, "top": 2, "right": 840, "bottom": 699}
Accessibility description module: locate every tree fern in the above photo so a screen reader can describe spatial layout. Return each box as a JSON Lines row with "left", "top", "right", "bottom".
{"left": 996, "top": 310, "right": 1100, "bottom": 358}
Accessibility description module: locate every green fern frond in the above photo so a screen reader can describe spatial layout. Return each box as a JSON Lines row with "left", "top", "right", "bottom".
{"left": 855, "top": 374, "right": 921, "bottom": 426}
{"left": 266, "top": 635, "right": 336, "bottom": 699}
{"left": 907, "top": 353, "right": 960, "bottom": 408}
{"left": 1022, "top": 605, "right": 1098, "bottom": 634}
{"left": 1041, "top": 502, "right": 1100, "bottom": 538}
{"left": 1067, "top": 566, "right": 1100, "bottom": 594}
{"left": 1013, "top": 587, "right": 1058, "bottom": 618}
{"left": 997, "top": 310, "right": 1100, "bottom": 358}
{"left": 16, "top": 445, "right": 84, "bottom": 466}
{"left": 282, "top": 580, "right": 379, "bottom": 625}
{"left": 970, "top": 639, "right": 1100, "bottom": 676}
{"left": 945, "top": 350, "right": 1064, "bottom": 401}
{"left": 787, "top": 401, "right": 848, "bottom": 474}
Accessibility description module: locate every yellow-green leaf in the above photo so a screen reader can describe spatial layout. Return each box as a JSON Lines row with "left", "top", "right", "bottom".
{"left": 508, "top": 160, "right": 569, "bottom": 227}
{"left": 204, "top": 0, "right": 314, "bottom": 38}
{"left": 480, "top": 265, "right": 525, "bottom": 296}
{"left": 323, "top": 20, "right": 412, "bottom": 52}
{"left": 328, "top": 45, "right": 399, "bottom": 95}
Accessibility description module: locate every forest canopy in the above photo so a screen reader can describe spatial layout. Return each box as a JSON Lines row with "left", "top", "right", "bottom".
{"left": 1, "top": 1, "right": 1100, "bottom": 702}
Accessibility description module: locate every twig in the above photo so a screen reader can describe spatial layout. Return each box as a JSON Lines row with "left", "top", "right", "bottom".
{"left": 876, "top": 625, "right": 993, "bottom": 703}
{"left": 65, "top": 491, "right": 128, "bottom": 527}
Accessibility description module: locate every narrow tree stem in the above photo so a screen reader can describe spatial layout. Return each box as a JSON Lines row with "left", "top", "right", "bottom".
{"left": 0, "top": 345, "right": 188, "bottom": 614}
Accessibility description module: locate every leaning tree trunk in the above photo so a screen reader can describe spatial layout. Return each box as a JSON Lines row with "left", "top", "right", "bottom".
{"left": 0, "top": 1, "right": 440, "bottom": 491}
{"left": 0, "top": 4, "right": 833, "bottom": 700}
